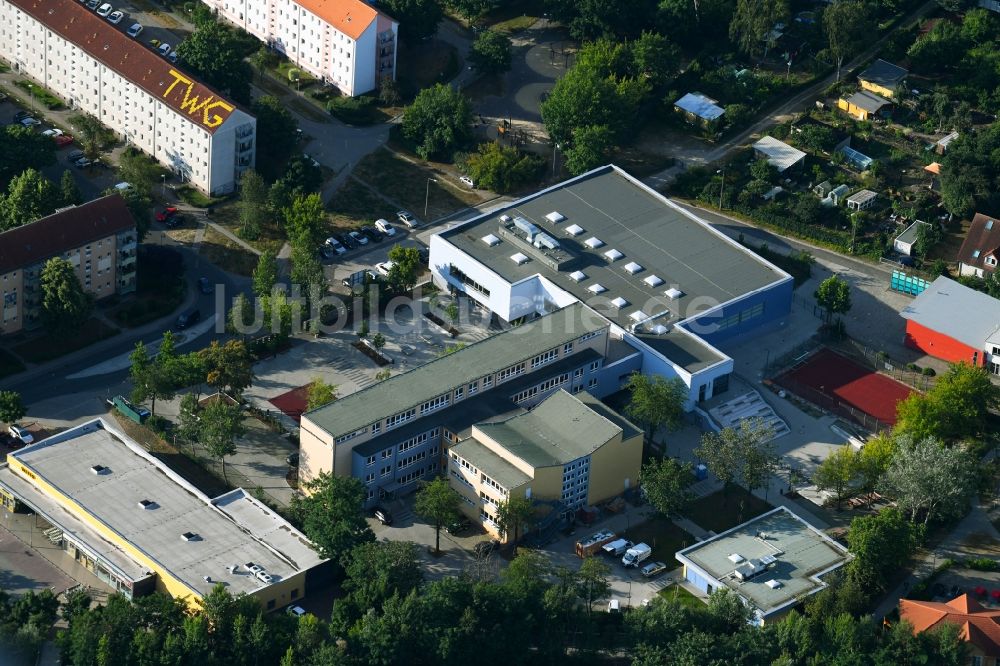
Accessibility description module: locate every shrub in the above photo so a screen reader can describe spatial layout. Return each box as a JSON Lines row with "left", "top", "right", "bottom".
{"left": 327, "top": 96, "right": 381, "bottom": 125}
{"left": 967, "top": 558, "right": 999, "bottom": 571}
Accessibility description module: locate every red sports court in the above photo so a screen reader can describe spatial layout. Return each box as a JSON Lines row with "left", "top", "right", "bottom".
{"left": 776, "top": 348, "right": 913, "bottom": 426}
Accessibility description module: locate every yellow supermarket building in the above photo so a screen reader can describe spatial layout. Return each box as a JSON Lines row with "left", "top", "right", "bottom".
{"left": 0, "top": 418, "right": 326, "bottom": 610}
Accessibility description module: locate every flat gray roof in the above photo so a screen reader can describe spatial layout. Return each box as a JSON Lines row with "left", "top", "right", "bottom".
{"left": 474, "top": 389, "right": 629, "bottom": 468}
{"left": 437, "top": 167, "right": 788, "bottom": 333}
{"left": 859, "top": 59, "right": 908, "bottom": 87}
{"left": 7, "top": 420, "right": 325, "bottom": 599}
{"left": 895, "top": 220, "right": 931, "bottom": 245}
{"left": 306, "top": 302, "right": 605, "bottom": 439}
{"left": 676, "top": 507, "right": 849, "bottom": 617}
{"left": 639, "top": 324, "right": 726, "bottom": 372}
{"left": 901, "top": 276, "right": 1000, "bottom": 350}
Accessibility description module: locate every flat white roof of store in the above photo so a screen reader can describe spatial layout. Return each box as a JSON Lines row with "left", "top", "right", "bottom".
{"left": 4, "top": 419, "right": 324, "bottom": 599}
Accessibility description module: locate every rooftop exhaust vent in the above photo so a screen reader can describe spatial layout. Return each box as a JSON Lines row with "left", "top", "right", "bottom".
{"left": 587, "top": 283, "right": 606, "bottom": 294}
{"left": 533, "top": 232, "right": 561, "bottom": 250}
{"left": 499, "top": 214, "right": 511, "bottom": 223}
{"left": 569, "top": 270, "right": 587, "bottom": 282}
{"left": 91, "top": 465, "right": 107, "bottom": 475}
{"left": 138, "top": 499, "right": 156, "bottom": 510}
{"left": 584, "top": 237, "right": 604, "bottom": 249}
{"left": 510, "top": 253, "right": 529, "bottom": 265}
{"left": 649, "top": 324, "right": 669, "bottom": 335}
{"left": 727, "top": 553, "right": 745, "bottom": 564}
{"left": 565, "top": 224, "right": 584, "bottom": 236}
{"left": 610, "top": 297, "right": 628, "bottom": 309}
{"left": 180, "top": 532, "right": 201, "bottom": 542}
{"left": 545, "top": 211, "right": 565, "bottom": 223}
{"left": 644, "top": 275, "right": 664, "bottom": 288}
{"left": 765, "top": 579, "right": 783, "bottom": 589}
{"left": 604, "top": 249, "right": 623, "bottom": 262}
{"left": 512, "top": 217, "right": 540, "bottom": 240}
{"left": 623, "top": 261, "right": 643, "bottom": 274}
{"left": 664, "top": 287, "right": 684, "bottom": 299}
{"left": 481, "top": 233, "right": 500, "bottom": 246}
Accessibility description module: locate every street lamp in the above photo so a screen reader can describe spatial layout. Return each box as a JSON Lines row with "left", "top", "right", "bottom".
{"left": 27, "top": 83, "right": 34, "bottom": 115}
{"left": 552, "top": 143, "right": 561, "bottom": 177}
{"left": 424, "top": 178, "right": 437, "bottom": 219}
{"left": 716, "top": 168, "right": 726, "bottom": 209}
{"left": 161, "top": 174, "right": 167, "bottom": 197}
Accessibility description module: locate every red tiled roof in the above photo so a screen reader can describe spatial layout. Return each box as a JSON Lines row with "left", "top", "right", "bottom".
{"left": 0, "top": 195, "right": 135, "bottom": 275}
{"left": 900, "top": 594, "right": 1000, "bottom": 656}
{"left": 958, "top": 213, "right": 1000, "bottom": 273}
{"left": 294, "top": 0, "right": 378, "bottom": 40}
{"left": 8, "top": 0, "right": 239, "bottom": 134}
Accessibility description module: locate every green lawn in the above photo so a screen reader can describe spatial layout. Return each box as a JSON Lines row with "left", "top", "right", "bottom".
{"left": 352, "top": 148, "right": 481, "bottom": 222}
{"left": 0, "top": 348, "right": 26, "bottom": 379}
{"left": 657, "top": 583, "right": 704, "bottom": 609}
{"left": 327, "top": 178, "right": 390, "bottom": 231}
{"left": 685, "top": 487, "right": 772, "bottom": 535}
{"left": 211, "top": 202, "right": 285, "bottom": 256}
{"left": 623, "top": 515, "right": 695, "bottom": 563}
{"left": 12, "top": 318, "right": 119, "bottom": 363}
{"left": 199, "top": 227, "right": 260, "bottom": 277}
{"left": 176, "top": 186, "right": 225, "bottom": 209}
{"left": 14, "top": 80, "right": 63, "bottom": 110}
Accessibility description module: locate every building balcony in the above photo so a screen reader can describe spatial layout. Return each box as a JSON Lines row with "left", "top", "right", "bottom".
{"left": 119, "top": 262, "right": 136, "bottom": 276}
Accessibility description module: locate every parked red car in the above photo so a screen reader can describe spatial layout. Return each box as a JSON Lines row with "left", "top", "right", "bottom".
{"left": 155, "top": 207, "right": 178, "bottom": 223}
{"left": 54, "top": 134, "right": 74, "bottom": 147}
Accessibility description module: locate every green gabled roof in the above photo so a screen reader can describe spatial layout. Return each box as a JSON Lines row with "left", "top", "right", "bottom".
{"left": 304, "top": 303, "right": 604, "bottom": 439}
{"left": 474, "top": 389, "right": 624, "bottom": 469}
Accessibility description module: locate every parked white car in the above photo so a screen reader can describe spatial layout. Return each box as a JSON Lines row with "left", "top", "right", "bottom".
{"left": 41, "top": 128, "right": 63, "bottom": 137}
{"left": 459, "top": 175, "right": 475, "bottom": 188}
{"left": 396, "top": 210, "right": 417, "bottom": 228}
{"left": 95, "top": 3, "right": 112, "bottom": 17}
{"left": 107, "top": 10, "right": 124, "bottom": 24}
{"left": 8, "top": 425, "right": 33, "bottom": 445}
{"left": 375, "top": 261, "right": 395, "bottom": 277}
{"left": 126, "top": 23, "right": 143, "bottom": 38}
{"left": 157, "top": 43, "right": 171, "bottom": 57}
{"left": 374, "top": 218, "right": 396, "bottom": 236}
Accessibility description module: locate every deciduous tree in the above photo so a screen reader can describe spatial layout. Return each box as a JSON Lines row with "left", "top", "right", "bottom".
{"left": 175, "top": 22, "right": 254, "bottom": 104}
{"left": 200, "top": 339, "right": 254, "bottom": 396}
{"left": 464, "top": 142, "right": 543, "bottom": 193}
{"left": 640, "top": 457, "right": 693, "bottom": 517}
{"left": 238, "top": 170, "right": 269, "bottom": 240}
{"left": 882, "top": 435, "right": 977, "bottom": 525}
{"left": 251, "top": 96, "right": 298, "bottom": 180}
{"left": 0, "top": 169, "right": 61, "bottom": 231}
{"left": 401, "top": 84, "right": 472, "bottom": 160}
{"left": 823, "top": 1, "right": 871, "bottom": 81}
{"left": 0, "top": 391, "right": 26, "bottom": 425}
{"left": 59, "top": 170, "right": 81, "bottom": 206}
{"left": 624, "top": 373, "right": 687, "bottom": 446}
{"left": 495, "top": 495, "right": 534, "bottom": 552}
{"left": 306, "top": 377, "right": 338, "bottom": 410}
{"left": 814, "top": 445, "right": 858, "bottom": 509}
{"left": 414, "top": 476, "right": 461, "bottom": 554}
{"left": 40, "top": 257, "right": 92, "bottom": 336}
{"left": 386, "top": 245, "right": 422, "bottom": 292}
{"left": 814, "top": 274, "right": 851, "bottom": 324}
{"left": 200, "top": 399, "right": 246, "bottom": 483}
{"left": 291, "top": 473, "right": 375, "bottom": 563}
{"left": 730, "top": 0, "right": 789, "bottom": 58}
{"left": 576, "top": 556, "right": 611, "bottom": 619}
{"left": 895, "top": 363, "right": 1000, "bottom": 441}
{"left": 846, "top": 507, "right": 915, "bottom": 592}
{"left": 469, "top": 30, "right": 512, "bottom": 75}
{"left": 69, "top": 114, "right": 115, "bottom": 160}
{"left": 0, "top": 125, "right": 55, "bottom": 188}
{"left": 252, "top": 250, "right": 279, "bottom": 299}
{"left": 564, "top": 124, "right": 614, "bottom": 176}
{"left": 379, "top": 0, "right": 442, "bottom": 42}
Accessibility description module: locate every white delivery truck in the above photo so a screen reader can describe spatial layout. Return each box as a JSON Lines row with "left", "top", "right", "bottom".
{"left": 602, "top": 538, "right": 633, "bottom": 557}
{"left": 622, "top": 543, "right": 652, "bottom": 568}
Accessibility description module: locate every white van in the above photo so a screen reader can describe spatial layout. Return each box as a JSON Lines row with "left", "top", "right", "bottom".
{"left": 114, "top": 182, "right": 132, "bottom": 192}
{"left": 622, "top": 543, "right": 652, "bottom": 568}
{"left": 607, "top": 599, "right": 620, "bottom": 613}
{"left": 602, "top": 538, "right": 633, "bottom": 557}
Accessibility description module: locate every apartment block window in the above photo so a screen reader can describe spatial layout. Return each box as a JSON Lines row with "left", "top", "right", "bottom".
{"left": 371, "top": 421, "right": 381, "bottom": 435}
{"left": 589, "top": 361, "right": 601, "bottom": 372}
{"left": 574, "top": 368, "right": 584, "bottom": 379}
{"left": 563, "top": 343, "right": 573, "bottom": 354}
{"left": 483, "top": 375, "right": 493, "bottom": 389}
{"left": 497, "top": 362, "right": 526, "bottom": 382}
{"left": 365, "top": 472, "right": 375, "bottom": 483}
{"left": 454, "top": 386, "right": 464, "bottom": 401}
{"left": 381, "top": 449, "right": 392, "bottom": 460}
{"left": 531, "top": 348, "right": 558, "bottom": 369}
{"left": 468, "top": 381, "right": 479, "bottom": 395}
{"left": 380, "top": 465, "right": 391, "bottom": 477}
{"left": 588, "top": 378, "right": 598, "bottom": 388}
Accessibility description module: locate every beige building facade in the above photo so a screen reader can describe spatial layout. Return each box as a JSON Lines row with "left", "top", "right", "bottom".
{"left": 448, "top": 389, "right": 643, "bottom": 540}
{"left": 0, "top": 195, "right": 137, "bottom": 335}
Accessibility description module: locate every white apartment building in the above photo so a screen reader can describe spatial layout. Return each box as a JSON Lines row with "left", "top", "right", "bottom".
{"left": 203, "top": 0, "right": 398, "bottom": 96}
{"left": 0, "top": 0, "right": 256, "bottom": 195}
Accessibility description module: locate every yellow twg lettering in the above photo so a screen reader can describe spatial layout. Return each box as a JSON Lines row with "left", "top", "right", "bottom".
{"left": 163, "top": 69, "right": 235, "bottom": 129}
